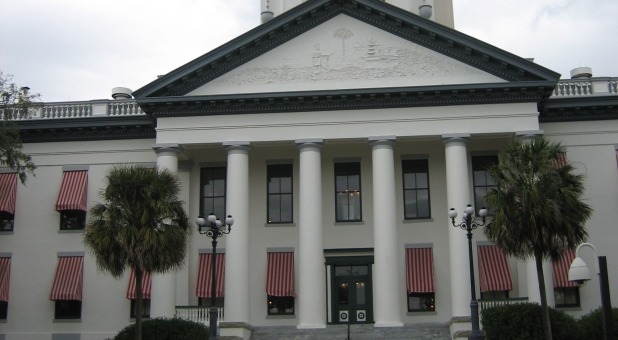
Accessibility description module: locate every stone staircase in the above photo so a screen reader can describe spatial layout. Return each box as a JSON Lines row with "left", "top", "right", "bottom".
{"left": 250, "top": 323, "right": 451, "bottom": 340}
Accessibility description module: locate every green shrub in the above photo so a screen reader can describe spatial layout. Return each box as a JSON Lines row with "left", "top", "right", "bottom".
{"left": 114, "top": 317, "right": 209, "bottom": 340}
{"left": 481, "top": 303, "right": 580, "bottom": 340}
{"left": 577, "top": 308, "right": 618, "bottom": 340}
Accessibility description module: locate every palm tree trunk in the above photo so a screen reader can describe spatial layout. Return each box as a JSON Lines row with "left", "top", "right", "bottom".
{"left": 135, "top": 268, "right": 143, "bottom": 340}
{"left": 535, "top": 253, "right": 552, "bottom": 340}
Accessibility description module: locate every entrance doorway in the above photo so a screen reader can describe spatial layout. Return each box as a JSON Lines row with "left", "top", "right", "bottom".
{"left": 326, "top": 255, "right": 373, "bottom": 324}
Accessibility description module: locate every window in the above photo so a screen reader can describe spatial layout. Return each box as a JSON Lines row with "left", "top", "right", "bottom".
{"left": 481, "top": 290, "right": 509, "bottom": 300}
{"left": 335, "top": 162, "right": 361, "bottom": 222}
{"left": 200, "top": 167, "right": 226, "bottom": 219}
{"left": 50, "top": 255, "right": 83, "bottom": 320}
{"left": 0, "top": 300, "right": 6, "bottom": 319}
{"left": 55, "top": 300, "right": 81, "bottom": 319}
{"left": 472, "top": 156, "right": 498, "bottom": 214}
{"left": 402, "top": 159, "right": 430, "bottom": 219}
{"left": 198, "top": 297, "right": 224, "bottom": 308}
{"left": 554, "top": 287, "right": 580, "bottom": 308}
{"left": 266, "top": 251, "right": 295, "bottom": 316}
{"left": 267, "top": 296, "right": 294, "bottom": 315}
{"left": 267, "top": 164, "right": 293, "bottom": 223}
{"left": 407, "top": 293, "right": 435, "bottom": 312}
{"left": 130, "top": 298, "right": 151, "bottom": 319}
{"left": 60, "top": 210, "right": 86, "bottom": 230}
{"left": 0, "top": 211, "right": 13, "bottom": 231}
{"left": 0, "top": 172, "right": 18, "bottom": 231}
{"left": 55, "top": 170, "right": 88, "bottom": 231}
{"left": 405, "top": 247, "right": 435, "bottom": 312}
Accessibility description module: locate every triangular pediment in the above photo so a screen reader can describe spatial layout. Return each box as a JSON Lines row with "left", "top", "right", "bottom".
{"left": 134, "top": 0, "right": 560, "bottom": 116}
{"left": 188, "top": 14, "right": 503, "bottom": 96}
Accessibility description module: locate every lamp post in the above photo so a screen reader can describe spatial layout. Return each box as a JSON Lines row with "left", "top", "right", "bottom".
{"left": 196, "top": 213, "right": 234, "bottom": 340}
{"left": 568, "top": 243, "right": 613, "bottom": 340}
{"left": 449, "top": 204, "right": 488, "bottom": 340}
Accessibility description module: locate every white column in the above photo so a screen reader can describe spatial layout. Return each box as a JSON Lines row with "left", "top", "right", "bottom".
{"left": 370, "top": 136, "right": 403, "bottom": 327}
{"left": 223, "top": 142, "right": 251, "bottom": 323}
{"left": 150, "top": 144, "right": 181, "bottom": 318}
{"left": 296, "top": 139, "right": 326, "bottom": 329}
{"left": 443, "top": 134, "right": 472, "bottom": 318}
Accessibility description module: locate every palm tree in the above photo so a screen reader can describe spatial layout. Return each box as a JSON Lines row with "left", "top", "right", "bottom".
{"left": 484, "top": 138, "right": 592, "bottom": 340}
{"left": 83, "top": 165, "right": 190, "bottom": 340}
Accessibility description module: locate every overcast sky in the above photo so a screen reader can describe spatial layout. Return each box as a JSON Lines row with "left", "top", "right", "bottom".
{"left": 1, "top": 0, "right": 616, "bottom": 102}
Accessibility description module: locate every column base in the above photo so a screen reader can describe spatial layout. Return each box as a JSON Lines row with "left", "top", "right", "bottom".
{"left": 297, "top": 323, "right": 327, "bottom": 329}
{"left": 219, "top": 322, "right": 254, "bottom": 340}
{"left": 374, "top": 322, "right": 404, "bottom": 328}
{"left": 448, "top": 316, "right": 472, "bottom": 340}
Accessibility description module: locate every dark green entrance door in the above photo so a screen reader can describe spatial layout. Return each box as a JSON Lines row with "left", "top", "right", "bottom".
{"left": 332, "top": 264, "right": 373, "bottom": 324}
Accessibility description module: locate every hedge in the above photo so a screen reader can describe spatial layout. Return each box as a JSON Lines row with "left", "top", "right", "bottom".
{"left": 114, "top": 317, "right": 209, "bottom": 340}
{"left": 577, "top": 307, "right": 618, "bottom": 339}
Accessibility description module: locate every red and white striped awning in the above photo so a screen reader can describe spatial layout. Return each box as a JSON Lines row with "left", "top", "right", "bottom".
{"left": 266, "top": 252, "right": 295, "bottom": 297}
{"left": 55, "top": 170, "right": 88, "bottom": 211}
{"left": 405, "top": 247, "right": 435, "bottom": 293}
{"left": 0, "top": 173, "right": 17, "bottom": 214}
{"left": 196, "top": 253, "right": 225, "bottom": 298}
{"left": 478, "top": 245, "right": 513, "bottom": 292}
{"left": 50, "top": 256, "right": 84, "bottom": 301}
{"left": 0, "top": 257, "right": 10, "bottom": 302}
{"left": 551, "top": 152, "right": 567, "bottom": 168}
{"left": 126, "top": 270, "right": 152, "bottom": 300}
{"left": 552, "top": 249, "right": 578, "bottom": 288}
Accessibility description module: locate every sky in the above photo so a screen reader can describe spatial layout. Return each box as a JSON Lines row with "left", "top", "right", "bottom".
{"left": 1, "top": 0, "right": 616, "bottom": 102}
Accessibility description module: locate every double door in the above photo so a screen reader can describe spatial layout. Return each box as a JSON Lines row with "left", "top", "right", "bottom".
{"left": 331, "top": 262, "right": 373, "bottom": 324}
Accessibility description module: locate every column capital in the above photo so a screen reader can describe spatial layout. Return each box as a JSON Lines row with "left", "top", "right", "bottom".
{"left": 152, "top": 143, "right": 182, "bottom": 155}
{"left": 296, "top": 138, "right": 323, "bottom": 149}
{"left": 442, "top": 133, "right": 470, "bottom": 145}
{"left": 515, "top": 130, "right": 544, "bottom": 142}
{"left": 368, "top": 135, "right": 396, "bottom": 147}
{"left": 223, "top": 141, "right": 251, "bottom": 152}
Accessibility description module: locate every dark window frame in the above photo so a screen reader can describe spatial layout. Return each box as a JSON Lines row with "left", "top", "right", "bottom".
{"left": 267, "top": 295, "right": 295, "bottom": 315}
{"left": 198, "top": 297, "right": 225, "bottom": 308}
{"left": 0, "top": 300, "right": 7, "bottom": 319}
{"left": 54, "top": 300, "right": 81, "bottom": 319}
{"left": 200, "top": 167, "right": 227, "bottom": 220}
{"left": 334, "top": 162, "right": 362, "bottom": 222}
{"left": 471, "top": 155, "right": 498, "bottom": 215}
{"left": 267, "top": 164, "right": 293, "bottom": 224}
{"left": 0, "top": 211, "right": 14, "bottom": 231}
{"left": 407, "top": 292, "right": 435, "bottom": 312}
{"left": 554, "top": 287, "right": 580, "bottom": 308}
{"left": 59, "top": 210, "right": 86, "bottom": 230}
{"left": 402, "top": 159, "right": 431, "bottom": 219}
{"left": 480, "top": 290, "right": 509, "bottom": 300}
{"left": 130, "top": 298, "right": 151, "bottom": 319}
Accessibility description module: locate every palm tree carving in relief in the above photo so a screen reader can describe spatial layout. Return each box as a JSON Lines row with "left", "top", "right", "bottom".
{"left": 333, "top": 28, "right": 354, "bottom": 60}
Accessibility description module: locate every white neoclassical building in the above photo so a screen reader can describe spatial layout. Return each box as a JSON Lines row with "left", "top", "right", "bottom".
{"left": 0, "top": 1, "right": 617, "bottom": 339}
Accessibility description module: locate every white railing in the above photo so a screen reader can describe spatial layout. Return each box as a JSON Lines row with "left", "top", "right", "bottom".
{"left": 175, "top": 306, "right": 224, "bottom": 324}
{"left": 552, "top": 78, "right": 618, "bottom": 97}
{"left": 553, "top": 81, "right": 592, "bottom": 97}
{"left": 478, "top": 297, "right": 529, "bottom": 311}
{"left": 3, "top": 99, "right": 146, "bottom": 121}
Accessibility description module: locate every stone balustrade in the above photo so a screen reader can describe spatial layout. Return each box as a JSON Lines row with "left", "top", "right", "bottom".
{"left": 2, "top": 77, "right": 617, "bottom": 122}
{"left": 175, "top": 305, "right": 224, "bottom": 324}
{"left": 478, "top": 297, "right": 529, "bottom": 311}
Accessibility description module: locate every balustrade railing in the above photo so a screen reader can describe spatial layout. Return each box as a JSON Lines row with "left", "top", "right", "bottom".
{"left": 175, "top": 305, "right": 224, "bottom": 324}
{"left": 552, "top": 78, "right": 618, "bottom": 97}
{"left": 2, "top": 99, "right": 145, "bottom": 121}
{"left": 478, "top": 297, "right": 529, "bottom": 311}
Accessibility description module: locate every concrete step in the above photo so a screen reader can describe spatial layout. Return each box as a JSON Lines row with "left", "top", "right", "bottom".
{"left": 250, "top": 323, "right": 451, "bottom": 340}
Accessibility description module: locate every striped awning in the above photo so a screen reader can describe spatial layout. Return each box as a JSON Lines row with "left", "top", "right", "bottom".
{"left": 126, "top": 270, "right": 152, "bottom": 300}
{"left": 405, "top": 247, "right": 435, "bottom": 293}
{"left": 478, "top": 245, "right": 513, "bottom": 292}
{"left": 0, "top": 257, "right": 10, "bottom": 302}
{"left": 266, "top": 252, "right": 295, "bottom": 297}
{"left": 50, "top": 256, "right": 84, "bottom": 301}
{"left": 55, "top": 170, "right": 88, "bottom": 211}
{"left": 552, "top": 249, "right": 578, "bottom": 288}
{"left": 551, "top": 152, "right": 567, "bottom": 168}
{"left": 0, "top": 173, "right": 17, "bottom": 214}
{"left": 196, "top": 253, "right": 225, "bottom": 298}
